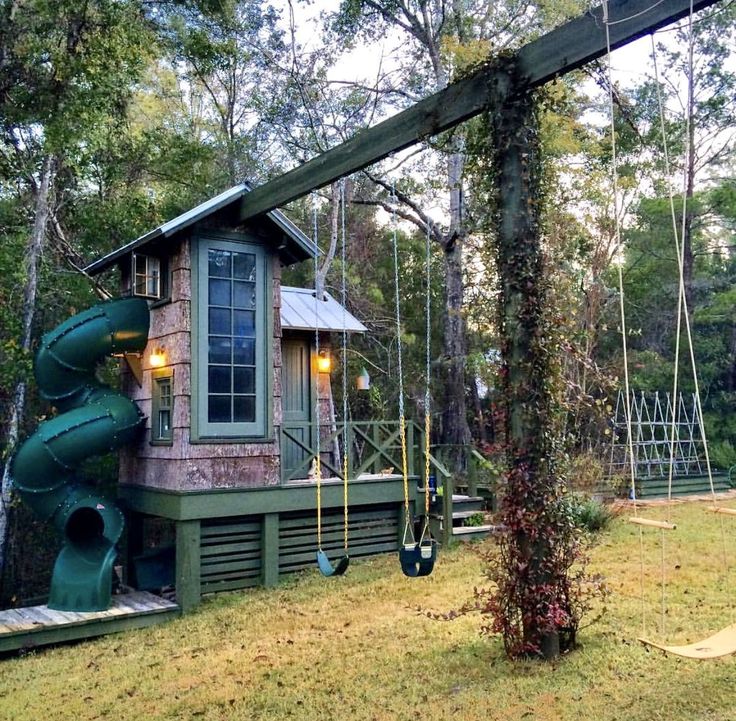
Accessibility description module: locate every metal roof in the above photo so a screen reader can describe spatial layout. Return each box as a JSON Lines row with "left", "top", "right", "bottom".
{"left": 280, "top": 286, "right": 367, "bottom": 333}
{"left": 84, "top": 183, "right": 317, "bottom": 275}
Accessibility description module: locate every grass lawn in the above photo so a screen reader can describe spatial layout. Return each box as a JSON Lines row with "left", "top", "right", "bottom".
{"left": 2, "top": 500, "right": 736, "bottom": 721}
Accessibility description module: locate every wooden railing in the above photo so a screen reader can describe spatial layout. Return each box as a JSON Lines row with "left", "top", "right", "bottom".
{"left": 280, "top": 420, "right": 422, "bottom": 483}
{"left": 280, "top": 422, "right": 497, "bottom": 547}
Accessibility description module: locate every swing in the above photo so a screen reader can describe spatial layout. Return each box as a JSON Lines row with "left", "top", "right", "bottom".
{"left": 604, "top": 6, "right": 736, "bottom": 658}
{"left": 389, "top": 189, "right": 437, "bottom": 578}
{"left": 312, "top": 182, "right": 350, "bottom": 577}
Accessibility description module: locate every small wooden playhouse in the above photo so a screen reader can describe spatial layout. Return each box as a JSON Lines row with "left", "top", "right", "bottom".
{"left": 85, "top": 184, "right": 421, "bottom": 610}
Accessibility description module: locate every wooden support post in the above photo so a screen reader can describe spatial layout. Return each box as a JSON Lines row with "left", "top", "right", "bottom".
{"left": 175, "top": 520, "right": 201, "bottom": 613}
{"left": 407, "top": 421, "right": 415, "bottom": 478}
{"left": 261, "top": 513, "right": 280, "bottom": 588}
{"left": 442, "top": 471, "right": 454, "bottom": 548}
{"left": 467, "top": 451, "right": 479, "bottom": 498}
{"left": 373, "top": 424, "right": 381, "bottom": 474}
{"left": 125, "top": 511, "right": 144, "bottom": 587}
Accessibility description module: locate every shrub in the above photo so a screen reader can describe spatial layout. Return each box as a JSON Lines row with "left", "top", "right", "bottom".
{"left": 570, "top": 496, "right": 615, "bottom": 533}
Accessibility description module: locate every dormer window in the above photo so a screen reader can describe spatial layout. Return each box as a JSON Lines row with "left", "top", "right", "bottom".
{"left": 133, "top": 253, "right": 162, "bottom": 299}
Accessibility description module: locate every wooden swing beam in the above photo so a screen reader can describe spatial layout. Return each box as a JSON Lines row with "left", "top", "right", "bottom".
{"left": 238, "top": 0, "right": 720, "bottom": 222}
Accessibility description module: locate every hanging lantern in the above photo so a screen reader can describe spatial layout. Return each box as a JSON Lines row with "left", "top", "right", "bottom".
{"left": 356, "top": 367, "right": 370, "bottom": 391}
{"left": 317, "top": 350, "right": 332, "bottom": 373}
{"left": 149, "top": 346, "right": 167, "bottom": 368}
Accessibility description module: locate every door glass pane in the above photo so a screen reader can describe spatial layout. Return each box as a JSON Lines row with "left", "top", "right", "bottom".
{"left": 233, "top": 253, "right": 255, "bottom": 281}
{"left": 233, "top": 367, "right": 255, "bottom": 394}
{"left": 234, "top": 396, "right": 255, "bottom": 422}
{"left": 208, "top": 250, "right": 231, "bottom": 277}
{"left": 233, "top": 337, "right": 255, "bottom": 365}
{"left": 208, "top": 336, "right": 231, "bottom": 364}
{"left": 233, "top": 282, "right": 256, "bottom": 309}
{"left": 208, "top": 366, "right": 231, "bottom": 394}
{"left": 208, "top": 395, "right": 231, "bottom": 423}
{"left": 209, "top": 308, "right": 231, "bottom": 335}
{"left": 209, "top": 278, "right": 231, "bottom": 306}
{"left": 233, "top": 309, "right": 255, "bottom": 336}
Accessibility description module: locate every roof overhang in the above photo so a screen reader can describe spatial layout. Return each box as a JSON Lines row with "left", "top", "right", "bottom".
{"left": 281, "top": 286, "right": 367, "bottom": 333}
{"left": 84, "top": 183, "right": 317, "bottom": 276}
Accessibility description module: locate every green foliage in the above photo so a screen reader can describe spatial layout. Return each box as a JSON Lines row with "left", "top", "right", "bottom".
{"left": 463, "top": 512, "right": 486, "bottom": 527}
{"left": 568, "top": 496, "right": 615, "bottom": 534}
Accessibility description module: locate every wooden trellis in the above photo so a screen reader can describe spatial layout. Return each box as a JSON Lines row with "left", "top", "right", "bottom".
{"left": 607, "top": 390, "right": 706, "bottom": 480}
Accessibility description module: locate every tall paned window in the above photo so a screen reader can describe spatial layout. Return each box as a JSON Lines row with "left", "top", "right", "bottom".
{"left": 196, "top": 238, "right": 267, "bottom": 438}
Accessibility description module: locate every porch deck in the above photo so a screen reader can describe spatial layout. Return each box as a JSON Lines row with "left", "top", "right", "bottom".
{"left": 0, "top": 591, "right": 180, "bottom": 654}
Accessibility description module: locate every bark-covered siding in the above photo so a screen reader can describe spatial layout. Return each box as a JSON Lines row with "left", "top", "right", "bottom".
{"left": 119, "top": 235, "right": 285, "bottom": 491}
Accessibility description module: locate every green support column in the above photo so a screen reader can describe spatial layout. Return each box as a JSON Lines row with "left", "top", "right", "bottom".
{"left": 262, "top": 513, "right": 280, "bottom": 587}
{"left": 125, "top": 512, "right": 144, "bottom": 587}
{"left": 175, "top": 519, "right": 201, "bottom": 613}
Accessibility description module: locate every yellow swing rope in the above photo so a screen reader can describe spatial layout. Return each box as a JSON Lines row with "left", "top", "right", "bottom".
{"left": 420, "top": 218, "right": 433, "bottom": 540}
{"left": 340, "top": 178, "right": 349, "bottom": 552}
{"left": 312, "top": 192, "right": 324, "bottom": 552}
{"left": 391, "top": 186, "right": 413, "bottom": 546}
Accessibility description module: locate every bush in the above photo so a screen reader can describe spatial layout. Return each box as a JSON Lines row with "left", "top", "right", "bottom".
{"left": 570, "top": 496, "right": 615, "bottom": 533}
{"left": 709, "top": 440, "right": 736, "bottom": 473}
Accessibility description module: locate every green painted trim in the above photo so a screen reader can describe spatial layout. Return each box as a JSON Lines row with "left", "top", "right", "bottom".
{"left": 175, "top": 520, "right": 201, "bottom": 613}
{"left": 191, "top": 232, "right": 273, "bottom": 441}
{"left": 261, "top": 513, "right": 279, "bottom": 588}
{"left": 119, "top": 477, "right": 416, "bottom": 521}
{"left": 150, "top": 368, "right": 174, "bottom": 446}
{"left": 0, "top": 608, "right": 180, "bottom": 654}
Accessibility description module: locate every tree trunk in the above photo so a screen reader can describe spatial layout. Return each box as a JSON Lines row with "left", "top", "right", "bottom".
{"left": 439, "top": 142, "right": 472, "bottom": 464}
{"left": 490, "top": 71, "right": 568, "bottom": 659}
{"left": 0, "top": 155, "right": 55, "bottom": 576}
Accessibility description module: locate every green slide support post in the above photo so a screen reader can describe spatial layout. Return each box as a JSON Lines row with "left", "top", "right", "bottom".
{"left": 11, "top": 297, "right": 150, "bottom": 612}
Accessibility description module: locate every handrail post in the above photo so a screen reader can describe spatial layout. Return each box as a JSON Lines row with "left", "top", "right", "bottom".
{"left": 407, "top": 420, "right": 415, "bottom": 477}
{"left": 373, "top": 423, "right": 381, "bottom": 474}
{"left": 467, "top": 447, "right": 478, "bottom": 497}
{"left": 346, "top": 421, "right": 353, "bottom": 481}
{"left": 442, "top": 467, "right": 453, "bottom": 547}
{"left": 279, "top": 426, "right": 285, "bottom": 484}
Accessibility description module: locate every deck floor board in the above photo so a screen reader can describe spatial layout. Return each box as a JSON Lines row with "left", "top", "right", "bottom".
{"left": 0, "top": 591, "right": 179, "bottom": 653}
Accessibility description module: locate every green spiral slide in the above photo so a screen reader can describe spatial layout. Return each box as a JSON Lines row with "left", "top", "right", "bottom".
{"left": 11, "top": 297, "right": 150, "bottom": 612}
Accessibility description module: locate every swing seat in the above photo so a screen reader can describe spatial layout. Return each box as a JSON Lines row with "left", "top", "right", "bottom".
{"left": 399, "top": 541, "right": 437, "bottom": 578}
{"left": 639, "top": 623, "right": 736, "bottom": 659}
{"left": 316, "top": 550, "right": 350, "bottom": 577}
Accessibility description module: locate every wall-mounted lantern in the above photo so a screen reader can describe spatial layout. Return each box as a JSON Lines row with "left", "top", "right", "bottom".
{"left": 149, "top": 346, "right": 167, "bottom": 368}
{"left": 317, "top": 349, "right": 332, "bottom": 373}
{"left": 356, "top": 367, "right": 370, "bottom": 391}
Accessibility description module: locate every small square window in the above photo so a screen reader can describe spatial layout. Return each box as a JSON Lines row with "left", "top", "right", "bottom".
{"left": 151, "top": 370, "right": 174, "bottom": 445}
{"left": 133, "top": 254, "right": 163, "bottom": 300}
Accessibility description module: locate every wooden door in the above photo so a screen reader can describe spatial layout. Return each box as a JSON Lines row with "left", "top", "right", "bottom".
{"left": 282, "top": 338, "right": 312, "bottom": 480}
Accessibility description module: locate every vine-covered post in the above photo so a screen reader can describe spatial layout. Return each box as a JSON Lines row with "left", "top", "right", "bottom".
{"left": 486, "top": 65, "right": 576, "bottom": 659}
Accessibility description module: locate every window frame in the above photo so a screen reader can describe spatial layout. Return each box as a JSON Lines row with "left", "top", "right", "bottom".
{"left": 132, "top": 253, "right": 170, "bottom": 302}
{"left": 191, "top": 234, "right": 272, "bottom": 441}
{"left": 151, "top": 368, "right": 174, "bottom": 446}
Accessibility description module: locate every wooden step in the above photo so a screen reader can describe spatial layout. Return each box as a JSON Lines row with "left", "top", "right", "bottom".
{"left": 452, "top": 525, "right": 496, "bottom": 541}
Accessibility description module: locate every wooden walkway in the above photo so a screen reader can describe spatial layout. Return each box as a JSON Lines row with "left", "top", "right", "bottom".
{"left": 0, "top": 591, "right": 179, "bottom": 653}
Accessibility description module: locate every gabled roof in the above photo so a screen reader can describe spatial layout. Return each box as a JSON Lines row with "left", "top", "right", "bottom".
{"left": 84, "top": 183, "right": 317, "bottom": 275}
{"left": 281, "top": 286, "right": 367, "bottom": 333}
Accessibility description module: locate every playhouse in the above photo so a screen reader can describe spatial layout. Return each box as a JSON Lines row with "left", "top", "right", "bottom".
{"left": 80, "top": 184, "right": 419, "bottom": 611}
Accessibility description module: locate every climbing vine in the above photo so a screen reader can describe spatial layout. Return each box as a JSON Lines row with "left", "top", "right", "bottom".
{"left": 465, "top": 57, "right": 606, "bottom": 658}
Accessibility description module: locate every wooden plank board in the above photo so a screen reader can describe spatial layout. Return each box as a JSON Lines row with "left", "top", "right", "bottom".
{"left": 237, "top": 0, "right": 719, "bottom": 222}
{"left": 0, "top": 592, "right": 178, "bottom": 637}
